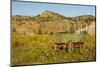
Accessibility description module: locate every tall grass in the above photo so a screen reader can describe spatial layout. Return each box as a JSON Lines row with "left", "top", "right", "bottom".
{"left": 12, "top": 34, "right": 96, "bottom": 65}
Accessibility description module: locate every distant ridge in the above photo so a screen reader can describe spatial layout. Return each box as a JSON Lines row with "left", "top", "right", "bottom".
{"left": 12, "top": 11, "right": 95, "bottom": 35}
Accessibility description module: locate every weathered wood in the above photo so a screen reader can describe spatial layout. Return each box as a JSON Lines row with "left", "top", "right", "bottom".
{"left": 52, "top": 41, "right": 85, "bottom": 53}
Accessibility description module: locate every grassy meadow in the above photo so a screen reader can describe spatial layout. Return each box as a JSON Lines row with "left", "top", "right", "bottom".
{"left": 12, "top": 34, "right": 96, "bottom": 65}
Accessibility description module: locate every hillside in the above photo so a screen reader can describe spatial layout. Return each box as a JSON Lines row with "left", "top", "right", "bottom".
{"left": 12, "top": 11, "right": 96, "bottom": 35}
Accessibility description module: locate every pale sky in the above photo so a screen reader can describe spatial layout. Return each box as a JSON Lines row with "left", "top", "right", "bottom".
{"left": 12, "top": 1, "right": 96, "bottom": 17}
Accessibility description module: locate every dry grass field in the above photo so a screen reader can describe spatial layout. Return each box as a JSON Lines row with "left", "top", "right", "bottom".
{"left": 12, "top": 33, "right": 96, "bottom": 65}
